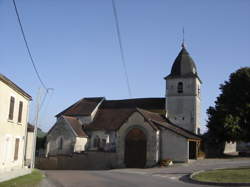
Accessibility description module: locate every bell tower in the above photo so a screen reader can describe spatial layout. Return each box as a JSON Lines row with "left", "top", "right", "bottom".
{"left": 165, "top": 45, "right": 201, "bottom": 134}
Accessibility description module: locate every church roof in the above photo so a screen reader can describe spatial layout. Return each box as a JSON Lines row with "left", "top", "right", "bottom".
{"left": 52, "top": 97, "right": 200, "bottom": 140}
{"left": 84, "top": 98, "right": 165, "bottom": 131}
{"left": 135, "top": 109, "right": 201, "bottom": 140}
{"left": 151, "top": 119, "right": 201, "bottom": 140}
{"left": 56, "top": 97, "right": 104, "bottom": 117}
{"left": 63, "top": 116, "right": 88, "bottom": 137}
{"left": 56, "top": 97, "right": 165, "bottom": 118}
{"left": 165, "top": 46, "right": 201, "bottom": 82}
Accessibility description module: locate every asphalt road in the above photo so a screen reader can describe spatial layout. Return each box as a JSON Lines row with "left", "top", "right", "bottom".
{"left": 40, "top": 158, "right": 250, "bottom": 187}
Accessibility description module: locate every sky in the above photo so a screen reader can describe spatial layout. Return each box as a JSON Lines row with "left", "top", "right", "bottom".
{"left": 1, "top": 0, "right": 250, "bottom": 133}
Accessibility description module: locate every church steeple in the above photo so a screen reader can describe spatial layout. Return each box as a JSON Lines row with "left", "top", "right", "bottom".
{"left": 165, "top": 46, "right": 201, "bottom": 82}
{"left": 164, "top": 44, "right": 201, "bottom": 134}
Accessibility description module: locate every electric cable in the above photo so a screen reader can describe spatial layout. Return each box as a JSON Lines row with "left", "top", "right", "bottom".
{"left": 111, "top": 0, "right": 132, "bottom": 98}
{"left": 12, "top": 0, "right": 47, "bottom": 91}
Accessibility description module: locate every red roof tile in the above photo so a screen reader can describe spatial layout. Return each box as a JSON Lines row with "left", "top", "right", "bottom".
{"left": 56, "top": 97, "right": 104, "bottom": 117}
{"left": 63, "top": 116, "right": 88, "bottom": 137}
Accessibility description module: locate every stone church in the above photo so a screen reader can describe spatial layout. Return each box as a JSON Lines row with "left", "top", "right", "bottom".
{"left": 46, "top": 45, "right": 201, "bottom": 168}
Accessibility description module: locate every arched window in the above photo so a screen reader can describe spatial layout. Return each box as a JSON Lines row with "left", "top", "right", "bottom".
{"left": 93, "top": 136, "right": 100, "bottom": 148}
{"left": 177, "top": 82, "right": 183, "bottom": 93}
{"left": 58, "top": 137, "right": 63, "bottom": 150}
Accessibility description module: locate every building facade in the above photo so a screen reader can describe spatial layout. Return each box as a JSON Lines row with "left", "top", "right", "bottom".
{"left": 0, "top": 74, "right": 32, "bottom": 173}
{"left": 45, "top": 45, "right": 202, "bottom": 168}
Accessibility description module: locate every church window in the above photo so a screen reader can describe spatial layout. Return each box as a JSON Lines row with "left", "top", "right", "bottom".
{"left": 177, "top": 82, "right": 183, "bottom": 93}
{"left": 93, "top": 136, "right": 100, "bottom": 148}
{"left": 58, "top": 137, "right": 63, "bottom": 150}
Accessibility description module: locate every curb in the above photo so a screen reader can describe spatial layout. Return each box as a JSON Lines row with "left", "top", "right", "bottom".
{"left": 189, "top": 170, "right": 250, "bottom": 186}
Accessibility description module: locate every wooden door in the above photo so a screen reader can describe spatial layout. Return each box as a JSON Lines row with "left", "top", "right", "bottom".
{"left": 125, "top": 128, "right": 147, "bottom": 168}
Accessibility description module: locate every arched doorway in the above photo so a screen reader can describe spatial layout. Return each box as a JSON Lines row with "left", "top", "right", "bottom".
{"left": 124, "top": 128, "right": 147, "bottom": 168}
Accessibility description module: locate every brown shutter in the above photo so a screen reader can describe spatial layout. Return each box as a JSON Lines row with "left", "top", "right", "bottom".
{"left": 18, "top": 101, "right": 23, "bottom": 123}
{"left": 14, "top": 138, "right": 20, "bottom": 160}
{"left": 8, "top": 97, "right": 15, "bottom": 120}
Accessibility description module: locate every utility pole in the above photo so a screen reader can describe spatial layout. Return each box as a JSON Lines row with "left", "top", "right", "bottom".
{"left": 31, "top": 88, "right": 42, "bottom": 169}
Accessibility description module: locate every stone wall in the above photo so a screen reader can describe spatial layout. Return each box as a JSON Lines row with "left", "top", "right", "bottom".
{"left": 166, "top": 77, "right": 201, "bottom": 134}
{"left": 160, "top": 128, "right": 188, "bottom": 162}
{"left": 88, "top": 130, "right": 116, "bottom": 152}
{"left": 223, "top": 141, "right": 236, "bottom": 153}
{"left": 36, "top": 152, "right": 118, "bottom": 170}
{"left": 46, "top": 118, "right": 76, "bottom": 156}
{"left": 117, "top": 112, "right": 159, "bottom": 167}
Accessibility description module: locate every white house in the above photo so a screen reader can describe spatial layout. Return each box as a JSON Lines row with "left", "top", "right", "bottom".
{"left": 0, "top": 74, "right": 32, "bottom": 174}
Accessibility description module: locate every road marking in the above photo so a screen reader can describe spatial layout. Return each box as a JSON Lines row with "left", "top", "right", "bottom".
{"left": 110, "top": 170, "right": 147, "bottom": 175}
{"left": 152, "top": 174, "right": 180, "bottom": 180}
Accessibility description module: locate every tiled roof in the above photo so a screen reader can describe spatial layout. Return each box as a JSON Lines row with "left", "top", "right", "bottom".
{"left": 63, "top": 116, "right": 88, "bottom": 137}
{"left": 135, "top": 109, "right": 200, "bottom": 140}
{"left": 56, "top": 97, "right": 104, "bottom": 117}
{"left": 102, "top": 98, "right": 165, "bottom": 111}
{"left": 152, "top": 119, "right": 201, "bottom": 140}
{"left": 0, "top": 74, "right": 32, "bottom": 100}
{"left": 84, "top": 98, "right": 165, "bottom": 131}
{"left": 165, "top": 47, "right": 201, "bottom": 82}
{"left": 85, "top": 108, "right": 136, "bottom": 131}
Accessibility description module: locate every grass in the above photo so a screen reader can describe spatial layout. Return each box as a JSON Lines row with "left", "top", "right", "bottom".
{"left": 0, "top": 169, "right": 44, "bottom": 187}
{"left": 193, "top": 167, "right": 250, "bottom": 183}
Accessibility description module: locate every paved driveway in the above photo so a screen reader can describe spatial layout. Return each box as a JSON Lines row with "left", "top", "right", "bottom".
{"left": 41, "top": 158, "right": 250, "bottom": 187}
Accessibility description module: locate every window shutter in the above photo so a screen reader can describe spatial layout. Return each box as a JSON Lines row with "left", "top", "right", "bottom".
{"left": 8, "top": 97, "right": 15, "bottom": 120}
{"left": 14, "top": 138, "right": 20, "bottom": 160}
{"left": 18, "top": 101, "right": 23, "bottom": 123}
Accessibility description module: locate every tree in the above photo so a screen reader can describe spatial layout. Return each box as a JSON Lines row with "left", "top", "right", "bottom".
{"left": 206, "top": 67, "right": 250, "bottom": 143}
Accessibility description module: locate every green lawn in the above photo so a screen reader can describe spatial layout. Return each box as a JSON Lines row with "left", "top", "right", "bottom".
{"left": 193, "top": 167, "right": 250, "bottom": 183}
{"left": 0, "top": 169, "right": 44, "bottom": 187}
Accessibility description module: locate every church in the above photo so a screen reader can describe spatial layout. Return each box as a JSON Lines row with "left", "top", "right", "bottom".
{"left": 45, "top": 45, "right": 202, "bottom": 168}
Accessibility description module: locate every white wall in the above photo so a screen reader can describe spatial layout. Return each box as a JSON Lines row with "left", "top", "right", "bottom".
{"left": 74, "top": 137, "right": 88, "bottom": 152}
{"left": 25, "top": 132, "right": 34, "bottom": 162}
{"left": 0, "top": 80, "right": 30, "bottom": 172}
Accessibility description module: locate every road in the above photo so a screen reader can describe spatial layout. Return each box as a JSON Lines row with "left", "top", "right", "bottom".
{"left": 40, "top": 158, "right": 250, "bottom": 187}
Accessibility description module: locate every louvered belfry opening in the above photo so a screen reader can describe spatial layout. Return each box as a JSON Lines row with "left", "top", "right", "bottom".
{"left": 125, "top": 128, "right": 147, "bottom": 168}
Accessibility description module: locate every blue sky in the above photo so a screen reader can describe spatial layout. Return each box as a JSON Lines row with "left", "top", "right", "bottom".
{"left": 1, "top": 0, "right": 250, "bottom": 132}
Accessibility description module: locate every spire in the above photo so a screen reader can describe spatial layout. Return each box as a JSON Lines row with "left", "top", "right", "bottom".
{"left": 181, "top": 27, "right": 185, "bottom": 48}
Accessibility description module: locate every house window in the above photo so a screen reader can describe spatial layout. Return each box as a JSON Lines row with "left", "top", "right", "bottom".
{"left": 18, "top": 101, "right": 23, "bottom": 123}
{"left": 8, "top": 96, "right": 15, "bottom": 120}
{"left": 59, "top": 138, "right": 63, "bottom": 150}
{"left": 177, "top": 82, "right": 183, "bottom": 93}
{"left": 14, "top": 138, "right": 20, "bottom": 160}
{"left": 93, "top": 136, "right": 100, "bottom": 148}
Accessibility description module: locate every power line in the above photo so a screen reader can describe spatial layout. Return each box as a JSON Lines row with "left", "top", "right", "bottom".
{"left": 111, "top": 0, "right": 132, "bottom": 98}
{"left": 12, "top": 0, "right": 47, "bottom": 90}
